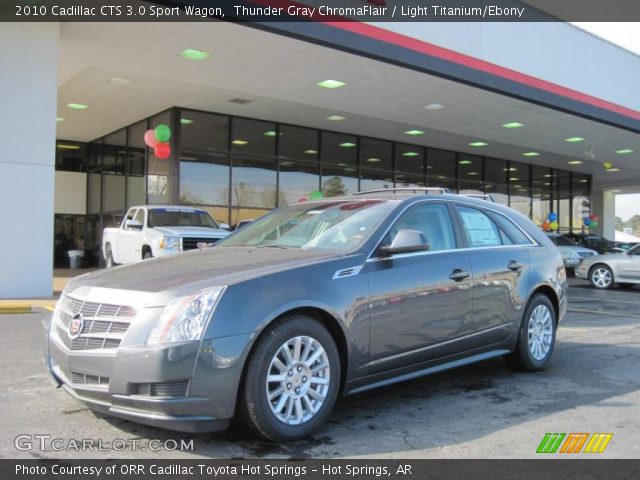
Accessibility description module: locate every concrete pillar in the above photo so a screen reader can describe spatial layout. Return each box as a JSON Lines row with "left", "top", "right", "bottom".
{"left": 591, "top": 189, "right": 616, "bottom": 240}
{"left": 0, "top": 23, "right": 59, "bottom": 298}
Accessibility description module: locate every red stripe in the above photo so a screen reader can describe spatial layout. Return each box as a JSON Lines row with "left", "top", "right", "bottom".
{"left": 246, "top": 0, "right": 640, "bottom": 122}
{"left": 327, "top": 22, "right": 640, "bottom": 121}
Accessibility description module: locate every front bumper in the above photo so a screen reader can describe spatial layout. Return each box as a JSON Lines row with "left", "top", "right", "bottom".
{"left": 43, "top": 313, "right": 252, "bottom": 433}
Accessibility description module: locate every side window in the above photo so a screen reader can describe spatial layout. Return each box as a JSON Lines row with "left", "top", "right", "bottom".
{"left": 124, "top": 208, "right": 137, "bottom": 223}
{"left": 489, "top": 211, "right": 533, "bottom": 246}
{"left": 456, "top": 206, "right": 503, "bottom": 247}
{"left": 386, "top": 203, "right": 456, "bottom": 252}
{"left": 134, "top": 208, "right": 145, "bottom": 226}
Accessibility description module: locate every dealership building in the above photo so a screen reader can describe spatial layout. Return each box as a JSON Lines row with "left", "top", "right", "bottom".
{"left": 1, "top": 16, "right": 639, "bottom": 297}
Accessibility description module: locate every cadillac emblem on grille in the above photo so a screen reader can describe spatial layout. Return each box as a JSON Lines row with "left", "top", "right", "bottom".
{"left": 68, "top": 313, "right": 84, "bottom": 340}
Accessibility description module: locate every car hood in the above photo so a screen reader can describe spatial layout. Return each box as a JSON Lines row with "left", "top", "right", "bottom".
{"left": 582, "top": 251, "right": 628, "bottom": 264}
{"left": 152, "top": 226, "right": 230, "bottom": 237}
{"left": 66, "top": 247, "right": 341, "bottom": 306}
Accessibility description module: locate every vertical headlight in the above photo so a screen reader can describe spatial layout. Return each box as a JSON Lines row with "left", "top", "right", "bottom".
{"left": 147, "top": 287, "right": 225, "bottom": 345}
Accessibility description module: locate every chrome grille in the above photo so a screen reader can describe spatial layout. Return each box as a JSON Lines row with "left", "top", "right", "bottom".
{"left": 53, "top": 294, "right": 136, "bottom": 351}
{"left": 182, "top": 237, "right": 221, "bottom": 251}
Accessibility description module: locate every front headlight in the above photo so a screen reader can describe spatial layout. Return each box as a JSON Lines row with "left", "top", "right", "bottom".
{"left": 147, "top": 286, "right": 225, "bottom": 345}
{"left": 160, "top": 236, "right": 181, "bottom": 250}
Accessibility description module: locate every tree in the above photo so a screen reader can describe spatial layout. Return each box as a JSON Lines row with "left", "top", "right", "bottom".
{"left": 322, "top": 176, "right": 348, "bottom": 197}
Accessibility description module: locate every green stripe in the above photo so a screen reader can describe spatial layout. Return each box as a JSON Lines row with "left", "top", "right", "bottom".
{"left": 537, "top": 433, "right": 565, "bottom": 453}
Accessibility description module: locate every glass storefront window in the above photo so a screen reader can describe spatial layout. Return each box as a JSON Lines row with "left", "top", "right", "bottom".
{"left": 148, "top": 111, "right": 173, "bottom": 204}
{"left": 54, "top": 215, "right": 85, "bottom": 267}
{"left": 55, "top": 141, "right": 86, "bottom": 172}
{"left": 572, "top": 174, "right": 591, "bottom": 233}
{"left": 509, "top": 161, "right": 531, "bottom": 218}
{"left": 279, "top": 125, "right": 318, "bottom": 162}
{"left": 531, "top": 165, "right": 552, "bottom": 227}
{"left": 458, "top": 154, "right": 483, "bottom": 193}
{"left": 180, "top": 151, "right": 230, "bottom": 207}
{"left": 360, "top": 169, "right": 394, "bottom": 192}
{"left": 556, "top": 170, "right": 571, "bottom": 232}
{"left": 231, "top": 118, "right": 276, "bottom": 157}
{"left": 180, "top": 110, "right": 229, "bottom": 152}
{"left": 322, "top": 165, "right": 358, "bottom": 197}
{"left": 231, "top": 156, "right": 277, "bottom": 209}
{"left": 102, "top": 129, "right": 127, "bottom": 175}
{"left": 483, "top": 158, "right": 509, "bottom": 206}
{"left": 278, "top": 160, "right": 320, "bottom": 206}
{"left": 427, "top": 148, "right": 457, "bottom": 191}
{"left": 359, "top": 138, "right": 392, "bottom": 171}
{"left": 321, "top": 132, "right": 357, "bottom": 166}
{"left": 395, "top": 144, "right": 425, "bottom": 177}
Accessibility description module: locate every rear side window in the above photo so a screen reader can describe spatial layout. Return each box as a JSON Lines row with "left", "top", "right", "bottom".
{"left": 488, "top": 211, "right": 533, "bottom": 246}
{"left": 456, "top": 206, "right": 503, "bottom": 247}
{"left": 134, "top": 208, "right": 145, "bottom": 225}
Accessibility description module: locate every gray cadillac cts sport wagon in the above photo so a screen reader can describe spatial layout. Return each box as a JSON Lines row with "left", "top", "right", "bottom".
{"left": 44, "top": 189, "right": 567, "bottom": 442}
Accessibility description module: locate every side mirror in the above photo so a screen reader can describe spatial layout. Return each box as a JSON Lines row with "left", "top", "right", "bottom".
{"left": 380, "top": 229, "right": 430, "bottom": 256}
{"left": 219, "top": 223, "right": 231, "bottom": 230}
{"left": 124, "top": 219, "right": 143, "bottom": 230}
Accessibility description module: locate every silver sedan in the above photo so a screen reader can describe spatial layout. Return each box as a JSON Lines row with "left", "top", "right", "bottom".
{"left": 575, "top": 243, "right": 640, "bottom": 289}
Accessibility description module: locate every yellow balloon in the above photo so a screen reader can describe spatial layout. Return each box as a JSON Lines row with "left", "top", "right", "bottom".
{"left": 549, "top": 221, "right": 559, "bottom": 230}
{"left": 603, "top": 161, "right": 613, "bottom": 169}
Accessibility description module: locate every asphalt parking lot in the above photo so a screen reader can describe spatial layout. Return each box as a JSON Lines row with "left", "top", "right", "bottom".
{"left": 2, "top": 279, "right": 639, "bottom": 459}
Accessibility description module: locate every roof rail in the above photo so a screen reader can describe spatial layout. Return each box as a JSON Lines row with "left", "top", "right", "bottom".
{"left": 460, "top": 193, "right": 495, "bottom": 202}
{"left": 350, "top": 187, "right": 451, "bottom": 196}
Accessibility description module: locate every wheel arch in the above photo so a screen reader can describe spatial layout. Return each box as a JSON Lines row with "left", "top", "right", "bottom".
{"left": 142, "top": 244, "right": 152, "bottom": 258}
{"left": 527, "top": 284, "right": 560, "bottom": 326}
{"left": 588, "top": 262, "right": 614, "bottom": 278}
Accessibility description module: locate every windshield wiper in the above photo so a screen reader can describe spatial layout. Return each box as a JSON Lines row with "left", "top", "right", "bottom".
{"left": 255, "top": 244, "right": 296, "bottom": 250}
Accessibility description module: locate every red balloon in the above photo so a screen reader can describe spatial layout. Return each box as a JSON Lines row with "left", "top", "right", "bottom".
{"left": 590, "top": 214, "right": 600, "bottom": 222}
{"left": 144, "top": 130, "right": 158, "bottom": 148}
{"left": 154, "top": 142, "right": 171, "bottom": 159}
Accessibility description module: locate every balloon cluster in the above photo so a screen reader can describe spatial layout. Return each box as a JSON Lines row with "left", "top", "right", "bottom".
{"left": 541, "top": 212, "right": 558, "bottom": 232}
{"left": 583, "top": 214, "right": 599, "bottom": 229}
{"left": 144, "top": 124, "right": 172, "bottom": 159}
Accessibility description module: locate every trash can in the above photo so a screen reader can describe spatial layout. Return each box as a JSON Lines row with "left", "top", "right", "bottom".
{"left": 67, "top": 250, "right": 85, "bottom": 269}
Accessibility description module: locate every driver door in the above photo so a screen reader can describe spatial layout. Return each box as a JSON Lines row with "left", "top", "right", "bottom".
{"left": 120, "top": 208, "right": 144, "bottom": 263}
{"left": 365, "top": 202, "right": 474, "bottom": 373}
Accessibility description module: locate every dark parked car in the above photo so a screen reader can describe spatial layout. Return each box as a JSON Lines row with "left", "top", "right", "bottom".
{"left": 44, "top": 189, "right": 567, "bottom": 441}
{"left": 565, "top": 233, "right": 623, "bottom": 254}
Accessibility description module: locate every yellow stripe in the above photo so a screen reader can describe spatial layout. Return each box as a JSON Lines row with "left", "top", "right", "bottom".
{"left": 43, "top": 306, "right": 55, "bottom": 312}
{"left": 597, "top": 434, "right": 613, "bottom": 453}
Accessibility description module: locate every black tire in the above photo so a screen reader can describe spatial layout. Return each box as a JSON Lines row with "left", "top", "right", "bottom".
{"left": 237, "top": 315, "right": 340, "bottom": 442}
{"left": 105, "top": 245, "right": 115, "bottom": 268}
{"left": 143, "top": 249, "right": 152, "bottom": 260}
{"left": 589, "top": 264, "right": 614, "bottom": 290}
{"left": 505, "top": 294, "right": 557, "bottom": 372}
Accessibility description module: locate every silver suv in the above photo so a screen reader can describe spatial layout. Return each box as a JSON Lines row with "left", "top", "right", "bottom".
{"left": 44, "top": 189, "right": 567, "bottom": 442}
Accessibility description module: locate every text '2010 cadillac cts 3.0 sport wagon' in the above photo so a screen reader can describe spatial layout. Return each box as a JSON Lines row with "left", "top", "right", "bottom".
{"left": 44, "top": 189, "right": 567, "bottom": 442}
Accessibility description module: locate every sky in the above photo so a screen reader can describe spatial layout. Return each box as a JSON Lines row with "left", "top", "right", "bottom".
{"left": 571, "top": 23, "right": 640, "bottom": 223}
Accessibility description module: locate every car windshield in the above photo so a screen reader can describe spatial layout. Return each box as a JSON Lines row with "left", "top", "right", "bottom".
{"left": 552, "top": 236, "right": 577, "bottom": 246}
{"left": 148, "top": 208, "right": 219, "bottom": 228}
{"left": 218, "top": 199, "right": 396, "bottom": 251}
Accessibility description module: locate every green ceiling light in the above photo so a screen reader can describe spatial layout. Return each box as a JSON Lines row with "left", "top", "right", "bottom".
{"left": 232, "top": 139, "right": 248, "bottom": 145}
{"left": 366, "top": 157, "right": 381, "bottom": 163}
{"left": 568, "top": 160, "right": 583, "bottom": 165}
{"left": 522, "top": 151, "right": 540, "bottom": 157}
{"left": 67, "top": 103, "right": 88, "bottom": 110}
{"left": 510, "top": 177, "right": 519, "bottom": 181}
{"left": 502, "top": 167, "right": 517, "bottom": 172}
{"left": 564, "top": 137, "right": 585, "bottom": 143}
{"left": 579, "top": 179, "right": 588, "bottom": 183}
{"left": 615, "top": 149, "right": 633, "bottom": 154}
{"left": 502, "top": 122, "right": 524, "bottom": 129}
{"left": 316, "top": 79, "right": 346, "bottom": 89}
{"left": 179, "top": 48, "right": 211, "bottom": 61}
{"left": 326, "top": 115, "right": 346, "bottom": 121}
{"left": 469, "top": 141, "right": 488, "bottom": 147}
{"left": 339, "top": 142, "right": 356, "bottom": 148}
{"left": 402, "top": 151, "right": 420, "bottom": 157}
{"left": 180, "top": 118, "right": 194, "bottom": 125}
{"left": 263, "top": 131, "right": 278, "bottom": 137}
{"left": 304, "top": 149, "right": 318, "bottom": 154}
{"left": 404, "top": 129, "right": 425, "bottom": 136}
{"left": 56, "top": 117, "right": 64, "bottom": 122}
{"left": 459, "top": 159, "right": 472, "bottom": 165}
{"left": 57, "top": 144, "right": 80, "bottom": 150}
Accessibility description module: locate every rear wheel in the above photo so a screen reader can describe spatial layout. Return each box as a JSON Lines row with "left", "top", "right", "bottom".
{"left": 505, "top": 294, "right": 556, "bottom": 371}
{"left": 237, "top": 315, "right": 340, "bottom": 442}
{"left": 143, "top": 248, "right": 152, "bottom": 260}
{"left": 590, "top": 265, "right": 614, "bottom": 289}
{"left": 105, "top": 245, "right": 115, "bottom": 268}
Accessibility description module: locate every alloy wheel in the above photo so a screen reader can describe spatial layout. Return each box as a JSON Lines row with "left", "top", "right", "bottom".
{"left": 265, "top": 335, "right": 330, "bottom": 425}
{"left": 591, "top": 267, "right": 612, "bottom": 288}
{"left": 527, "top": 304, "right": 553, "bottom": 361}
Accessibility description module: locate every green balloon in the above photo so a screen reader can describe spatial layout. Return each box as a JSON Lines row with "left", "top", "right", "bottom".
{"left": 589, "top": 220, "right": 598, "bottom": 229}
{"left": 309, "top": 190, "right": 324, "bottom": 200}
{"left": 154, "top": 124, "right": 171, "bottom": 143}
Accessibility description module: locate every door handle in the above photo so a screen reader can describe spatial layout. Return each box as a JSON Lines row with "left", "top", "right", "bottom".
{"left": 507, "top": 260, "right": 523, "bottom": 271}
{"left": 449, "top": 269, "right": 470, "bottom": 282}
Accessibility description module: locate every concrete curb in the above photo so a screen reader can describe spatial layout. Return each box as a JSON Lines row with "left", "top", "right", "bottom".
{"left": 0, "top": 302, "right": 32, "bottom": 314}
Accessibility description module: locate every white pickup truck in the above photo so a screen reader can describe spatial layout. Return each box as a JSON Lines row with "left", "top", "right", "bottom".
{"left": 102, "top": 205, "right": 231, "bottom": 267}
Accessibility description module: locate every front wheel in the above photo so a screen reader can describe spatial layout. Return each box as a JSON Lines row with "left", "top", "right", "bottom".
{"left": 105, "top": 247, "right": 115, "bottom": 268}
{"left": 505, "top": 294, "right": 556, "bottom": 371}
{"left": 590, "top": 265, "right": 614, "bottom": 289}
{"left": 237, "top": 315, "right": 340, "bottom": 442}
